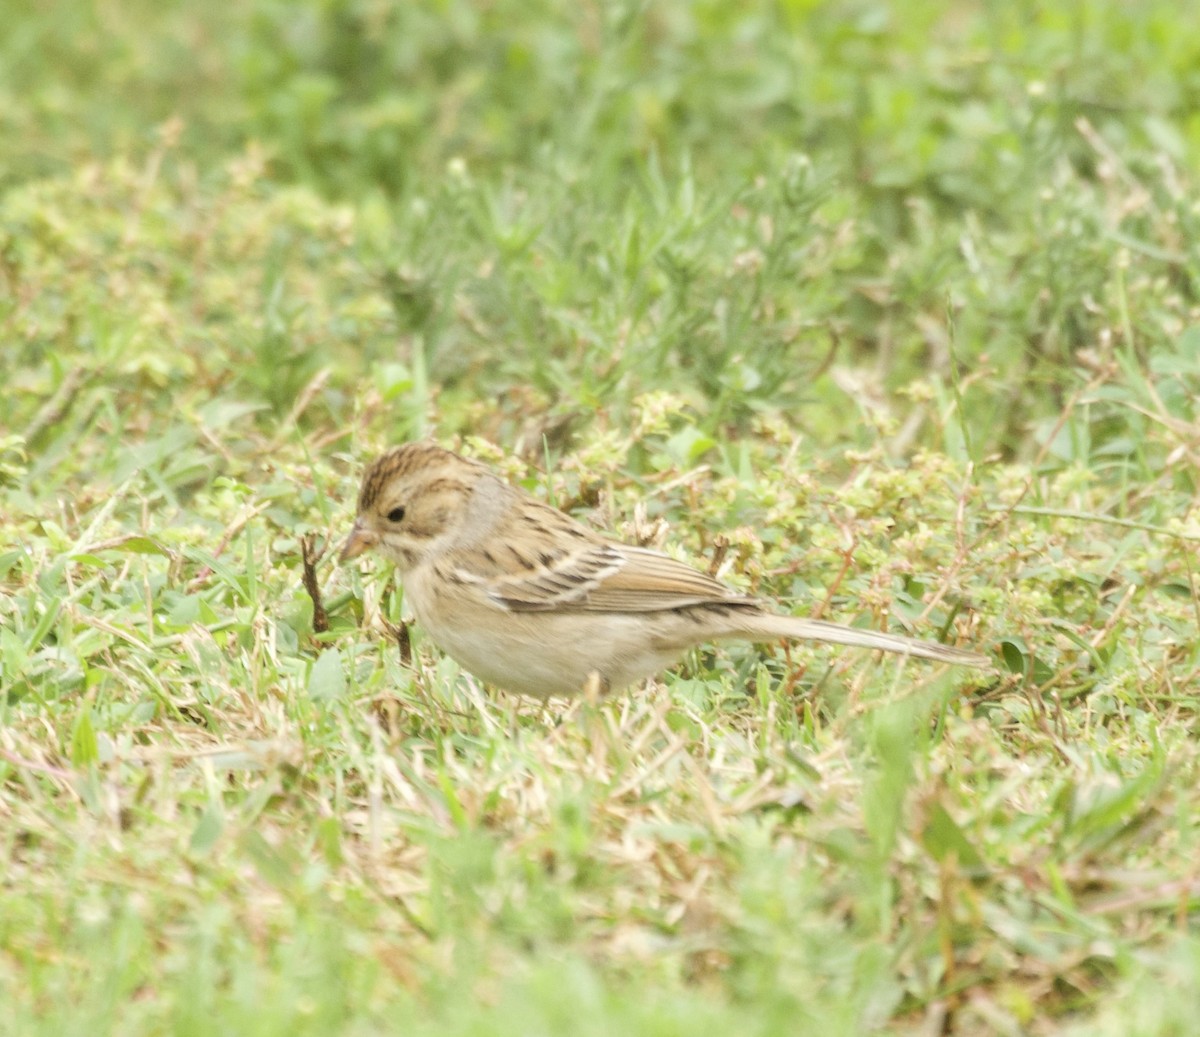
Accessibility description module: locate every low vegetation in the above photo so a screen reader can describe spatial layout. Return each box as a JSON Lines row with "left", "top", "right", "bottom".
{"left": 3, "top": 1, "right": 1200, "bottom": 1032}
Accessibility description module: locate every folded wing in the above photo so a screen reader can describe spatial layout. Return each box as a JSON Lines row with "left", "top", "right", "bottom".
{"left": 459, "top": 542, "right": 755, "bottom": 613}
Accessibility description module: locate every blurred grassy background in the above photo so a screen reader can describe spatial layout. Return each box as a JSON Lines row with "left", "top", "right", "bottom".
{"left": 7, "top": 0, "right": 1200, "bottom": 464}
{"left": 4, "top": 1, "right": 1200, "bottom": 1034}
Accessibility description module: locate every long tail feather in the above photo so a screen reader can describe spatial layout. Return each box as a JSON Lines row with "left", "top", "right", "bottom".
{"left": 734, "top": 614, "right": 989, "bottom": 668}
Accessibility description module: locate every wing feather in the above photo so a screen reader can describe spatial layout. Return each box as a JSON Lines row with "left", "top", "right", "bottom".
{"left": 456, "top": 542, "right": 755, "bottom": 613}
{"left": 444, "top": 492, "right": 756, "bottom": 613}
{"left": 584, "top": 546, "right": 753, "bottom": 611}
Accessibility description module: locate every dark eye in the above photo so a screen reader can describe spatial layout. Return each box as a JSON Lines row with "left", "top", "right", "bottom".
{"left": 386, "top": 506, "right": 406, "bottom": 523}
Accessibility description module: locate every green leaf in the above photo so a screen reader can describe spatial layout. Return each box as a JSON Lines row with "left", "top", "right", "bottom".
{"left": 189, "top": 805, "right": 224, "bottom": 855}
{"left": 25, "top": 595, "right": 63, "bottom": 651}
{"left": 112, "top": 535, "right": 171, "bottom": 555}
{"left": 1000, "top": 638, "right": 1029, "bottom": 675}
{"left": 921, "top": 801, "right": 987, "bottom": 874}
{"left": 70, "top": 708, "right": 99, "bottom": 767}
{"left": 307, "top": 648, "right": 346, "bottom": 700}
{"left": 240, "top": 829, "right": 296, "bottom": 889}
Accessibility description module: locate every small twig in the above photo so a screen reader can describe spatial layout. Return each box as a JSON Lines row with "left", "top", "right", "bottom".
{"left": 706, "top": 534, "right": 730, "bottom": 577}
{"left": 987, "top": 504, "right": 1200, "bottom": 543}
{"left": 24, "top": 368, "right": 88, "bottom": 445}
{"left": 0, "top": 748, "right": 75, "bottom": 780}
{"left": 813, "top": 524, "right": 857, "bottom": 620}
{"left": 300, "top": 534, "right": 329, "bottom": 634}
{"left": 967, "top": 367, "right": 1114, "bottom": 554}
{"left": 780, "top": 639, "right": 808, "bottom": 698}
{"left": 1088, "top": 583, "right": 1138, "bottom": 650}
{"left": 270, "top": 368, "right": 332, "bottom": 450}
{"left": 74, "top": 533, "right": 173, "bottom": 557}
{"left": 918, "top": 461, "right": 975, "bottom": 626}
{"left": 383, "top": 618, "right": 412, "bottom": 666}
{"left": 187, "top": 502, "right": 272, "bottom": 591}
{"left": 1181, "top": 549, "right": 1200, "bottom": 639}
{"left": 1083, "top": 877, "right": 1200, "bottom": 917}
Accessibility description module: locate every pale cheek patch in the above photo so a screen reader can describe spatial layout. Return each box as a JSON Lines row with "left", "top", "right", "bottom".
{"left": 402, "top": 518, "right": 441, "bottom": 540}
{"left": 403, "top": 504, "right": 453, "bottom": 541}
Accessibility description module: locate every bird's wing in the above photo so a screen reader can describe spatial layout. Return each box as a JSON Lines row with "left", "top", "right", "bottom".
{"left": 455, "top": 542, "right": 754, "bottom": 613}
{"left": 567, "top": 545, "right": 755, "bottom": 611}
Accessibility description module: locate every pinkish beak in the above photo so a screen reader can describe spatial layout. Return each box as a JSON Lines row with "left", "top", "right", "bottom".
{"left": 339, "top": 520, "right": 378, "bottom": 562}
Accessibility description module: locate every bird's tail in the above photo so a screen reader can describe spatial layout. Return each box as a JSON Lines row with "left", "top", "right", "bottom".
{"left": 731, "top": 613, "right": 989, "bottom": 668}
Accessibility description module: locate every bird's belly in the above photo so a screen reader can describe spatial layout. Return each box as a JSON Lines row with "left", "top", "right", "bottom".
{"left": 405, "top": 577, "right": 681, "bottom": 697}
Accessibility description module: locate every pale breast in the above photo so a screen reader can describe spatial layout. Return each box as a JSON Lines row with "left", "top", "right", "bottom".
{"left": 400, "top": 565, "right": 687, "bottom": 697}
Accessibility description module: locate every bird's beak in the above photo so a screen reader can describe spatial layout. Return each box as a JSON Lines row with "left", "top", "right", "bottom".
{"left": 339, "top": 520, "right": 377, "bottom": 563}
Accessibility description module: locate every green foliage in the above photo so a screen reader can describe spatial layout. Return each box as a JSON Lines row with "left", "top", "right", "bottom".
{"left": 4, "top": 1, "right": 1200, "bottom": 1034}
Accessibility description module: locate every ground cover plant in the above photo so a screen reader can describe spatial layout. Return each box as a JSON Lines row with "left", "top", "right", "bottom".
{"left": 3, "top": 1, "right": 1200, "bottom": 1033}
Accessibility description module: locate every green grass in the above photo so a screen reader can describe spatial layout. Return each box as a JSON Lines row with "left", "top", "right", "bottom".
{"left": 4, "top": 1, "right": 1200, "bottom": 1033}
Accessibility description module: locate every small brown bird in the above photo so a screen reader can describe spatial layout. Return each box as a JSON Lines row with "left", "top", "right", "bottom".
{"left": 341, "top": 443, "right": 987, "bottom": 698}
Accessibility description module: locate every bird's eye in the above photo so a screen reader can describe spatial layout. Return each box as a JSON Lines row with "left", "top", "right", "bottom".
{"left": 386, "top": 506, "right": 406, "bottom": 523}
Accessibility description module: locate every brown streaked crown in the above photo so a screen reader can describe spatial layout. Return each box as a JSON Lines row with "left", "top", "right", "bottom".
{"left": 356, "top": 442, "right": 478, "bottom": 514}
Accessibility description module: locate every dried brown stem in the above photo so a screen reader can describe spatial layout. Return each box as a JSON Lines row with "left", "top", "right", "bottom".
{"left": 300, "top": 534, "right": 329, "bottom": 634}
